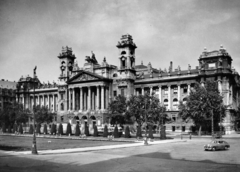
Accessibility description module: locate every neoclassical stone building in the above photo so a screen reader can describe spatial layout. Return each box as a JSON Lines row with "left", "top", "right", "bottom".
{"left": 16, "top": 34, "right": 240, "bottom": 134}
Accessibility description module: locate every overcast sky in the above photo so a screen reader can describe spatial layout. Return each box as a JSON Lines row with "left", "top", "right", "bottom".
{"left": 0, "top": 0, "right": 240, "bottom": 83}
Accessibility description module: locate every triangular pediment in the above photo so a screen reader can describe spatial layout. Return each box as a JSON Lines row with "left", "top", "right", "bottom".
{"left": 68, "top": 71, "right": 105, "bottom": 83}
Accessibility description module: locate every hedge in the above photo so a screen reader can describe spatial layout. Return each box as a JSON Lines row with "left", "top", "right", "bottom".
{"left": 66, "top": 123, "right": 72, "bottom": 136}
{"left": 113, "top": 126, "right": 119, "bottom": 138}
{"left": 29, "top": 124, "right": 33, "bottom": 134}
{"left": 136, "top": 126, "right": 142, "bottom": 138}
{"left": 93, "top": 125, "right": 98, "bottom": 137}
{"left": 43, "top": 124, "right": 48, "bottom": 134}
{"left": 36, "top": 123, "right": 41, "bottom": 134}
{"left": 75, "top": 124, "right": 80, "bottom": 136}
{"left": 18, "top": 124, "right": 23, "bottom": 134}
{"left": 84, "top": 125, "right": 89, "bottom": 136}
{"left": 103, "top": 125, "right": 108, "bottom": 137}
{"left": 124, "top": 126, "right": 131, "bottom": 138}
{"left": 148, "top": 125, "right": 154, "bottom": 139}
{"left": 58, "top": 123, "right": 63, "bottom": 135}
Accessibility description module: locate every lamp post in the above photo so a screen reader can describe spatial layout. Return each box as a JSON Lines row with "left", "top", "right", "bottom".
{"left": 32, "top": 66, "right": 38, "bottom": 155}
{"left": 144, "top": 99, "right": 148, "bottom": 145}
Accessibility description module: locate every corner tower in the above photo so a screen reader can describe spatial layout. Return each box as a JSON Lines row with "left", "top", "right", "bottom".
{"left": 117, "top": 34, "right": 137, "bottom": 70}
{"left": 115, "top": 34, "right": 137, "bottom": 99}
{"left": 58, "top": 46, "right": 76, "bottom": 82}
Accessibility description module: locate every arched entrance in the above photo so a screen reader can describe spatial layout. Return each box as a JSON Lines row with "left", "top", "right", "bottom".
{"left": 74, "top": 116, "right": 80, "bottom": 124}
{"left": 82, "top": 116, "right": 88, "bottom": 126}
{"left": 90, "top": 116, "right": 96, "bottom": 127}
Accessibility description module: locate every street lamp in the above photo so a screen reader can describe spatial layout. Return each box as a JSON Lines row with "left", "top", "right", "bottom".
{"left": 32, "top": 66, "right": 38, "bottom": 155}
{"left": 144, "top": 99, "right": 148, "bottom": 145}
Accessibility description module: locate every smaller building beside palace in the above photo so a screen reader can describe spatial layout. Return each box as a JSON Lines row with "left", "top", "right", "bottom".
{"left": 15, "top": 34, "right": 240, "bottom": 134}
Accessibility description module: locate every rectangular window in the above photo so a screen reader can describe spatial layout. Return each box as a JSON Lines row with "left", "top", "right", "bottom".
{"left": 183, "top": 87, "right": 188, "bottom": 93}
{"left": 164, "top": 88, "right": 168, "bottom": 95}
{"left": 173, "top": 87, "right": 178, "bottom": 94}
{"left": 61, "top": 94, "right": 64, "bottom": 100}
{"left": 121, "top": 89, "right": 124, "bottom": 96}
{"left": 208, "top": 63, "right": 216, "bottom": 68}
{"left": 113, "top": 91, "right": 117, "bottom": 97}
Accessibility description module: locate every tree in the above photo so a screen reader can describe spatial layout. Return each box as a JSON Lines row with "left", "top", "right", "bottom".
{"left": 29, "top": 124, "right": 33, "bottom": 134}
{"left": 124, "top": 126, "right": 131, "bottom": 138}
{"left": 113, "top": 126, "right": 119, "bottom": 138}
{"left": 18, "top": 124, "right": 23, "bottom": 134}
{"left": 34, "top": 105, "right": 56, "bottom": 125}
{"left": 36, "top": 123, "right": 41, "bottom": 134}
{"left": 66, "top": 123, "right": 72, "bottom": 136}
{"left": 58, "top": 123, "right": 63, "bottom": 135}
{"left": 103, "top": 125, "right": 108, "bottom": 137}
{"left": 178, "top": 81, "right": 226, "bottom": 136}
{"left": 2, "top": 124, "right": 6, "bottom": 133}
{"left": 84, "top": 124, "right": 89, "bottom": 136}
{"left": 127, "top": 93, "right": 167, "bottom": 138}
{"left": 148, "top": 125, "right": 154, "bottom": 139}
{"left": 0, "top": 102, "right": 29, "bottom": 127}
{"left": 43, "top": 124, "right": 48, "bottom": 134}
{"left": 75, "top": 124, "right": 80, "bottom": 136}
{"left": 108, "top": 95, "right": 127, "bottom": 125}
{"left": 51, "top": 124, "right": 56, "bottom": 135}
{"left": 93, "top": 125, "right": 98, "bottom": 137}
{"left": 13, "top": 123, "right": 18, "bottom": 133}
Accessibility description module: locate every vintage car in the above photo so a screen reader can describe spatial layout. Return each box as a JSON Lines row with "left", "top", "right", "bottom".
{"left": 204, "top": 140, "right": 230, "bottom": 151}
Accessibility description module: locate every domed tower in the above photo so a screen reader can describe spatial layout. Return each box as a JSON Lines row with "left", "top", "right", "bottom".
{"left": 58, "top": 46, "right": 76, "bottom": 82}
{"left": 115, "top": 34, "right": 137, "bottom": 99}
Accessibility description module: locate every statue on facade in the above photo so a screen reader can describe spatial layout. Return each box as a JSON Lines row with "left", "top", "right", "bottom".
{"left": 85, "top": 51, "right": 98, "bottom": 64}
{"left": 218, "top": 58, "right": 223, "bottom": 67}
{"left": 200, "top": 61, "right": 206, "bottom": 70}
{"left": 178, "top": 65, "right": 181, "bottom": 71}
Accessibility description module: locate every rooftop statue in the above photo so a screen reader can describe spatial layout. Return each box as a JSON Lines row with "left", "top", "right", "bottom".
{"left": 85, "top": 51, "right": 98, "bottom": 64}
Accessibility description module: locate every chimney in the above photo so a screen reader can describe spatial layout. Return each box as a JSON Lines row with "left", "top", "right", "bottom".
{"left": 170, "top": 61, "right": 173, "bottom": 72}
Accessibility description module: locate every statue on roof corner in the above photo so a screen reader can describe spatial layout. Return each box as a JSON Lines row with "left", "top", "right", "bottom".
{"left": 85, "top": 51, "right": 98, "bottom": 64}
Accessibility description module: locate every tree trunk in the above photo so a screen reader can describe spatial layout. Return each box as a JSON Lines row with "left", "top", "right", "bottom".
{"left": 198, "top": 125, "right": 202, "bottom": 136}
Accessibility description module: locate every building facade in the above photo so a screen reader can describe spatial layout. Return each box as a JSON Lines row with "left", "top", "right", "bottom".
{"left": 0, "top": 79, "right": 17, "bottom": 112}
{"left": 15, "top": 34, "right": 240, "bottom": 134}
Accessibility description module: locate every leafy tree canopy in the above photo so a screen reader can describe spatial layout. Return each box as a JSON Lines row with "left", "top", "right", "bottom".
{"left": 34, "top": 105, "right": 56, "bottom": 124}
{"left": 0, "top": 102, "right": 29, "bottom": 126}
{"left": 179, "top": 80, "right": 226, "bottom": 133}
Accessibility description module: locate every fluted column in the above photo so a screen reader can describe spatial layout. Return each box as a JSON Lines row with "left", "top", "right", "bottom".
{"left": 218, "top": 80, "right": 222, "bottom": 95}
{"left": 168, "top": 85, "right": 171, "bottom": 110}
{"left": 101, "top": 86, "right": 104, "bottom": 110}
{"left": 106, "top": 87, "right": 109, "bottom": 109}
{"left": 178, "top": 85, "right": 181, "bottom": 102}
{"left": 79, "top": 87, "right": 82, "bottom": 111}
{"left": 53, "top": 95, "right": 55, "bottom": 111}
{"left": 159, "top": 85, "right": 162, "bottom": 103}
{"left": 72, "top": 88, "right": 75, "bottom": 111}
{"left": 88, "top": 86, "right": 91, "bottom": 110}
{"left": 47, "top": 95, "right": 50, "bottom": 109}
{"left": 96, "top": 86, "right": 99, "bottom": 110}
{"left": 22, "top": 95, "right": 25, "bottom": 109}
{"left": 92, "top": 88, "right": 95, "bottom": 110}
{"left": 68, "top": 89, "right": 71, "bottom": 110}
{"left": 187, "top": 84, "right": 191, "bottom": 95}
{"left": 150, "top": 86, "right": 153, "bottom": 95}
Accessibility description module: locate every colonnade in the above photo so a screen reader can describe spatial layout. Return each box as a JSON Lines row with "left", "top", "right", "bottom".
{"left": 69, "top": 85, "right": 110, "bottom": 112}
{"left": 134, "top": 84, "right": 192, "bottom": 111}
{"left": 18, "top": 94, "right": 58, "bottom": 112}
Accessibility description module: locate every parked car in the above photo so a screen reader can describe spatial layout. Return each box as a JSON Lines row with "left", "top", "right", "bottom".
{"left": 204, "top": 140, "right": 230, "bottom": 151}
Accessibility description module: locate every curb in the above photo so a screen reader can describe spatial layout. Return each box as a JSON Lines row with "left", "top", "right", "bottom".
{"left": 5, "top": 140, "right": 186, "bottom": 156}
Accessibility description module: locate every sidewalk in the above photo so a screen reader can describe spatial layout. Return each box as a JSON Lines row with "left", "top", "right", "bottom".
{"left": 2, "top": 139, "right": 186, "bottom": 156}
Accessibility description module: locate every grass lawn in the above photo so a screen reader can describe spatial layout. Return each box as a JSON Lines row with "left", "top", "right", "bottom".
{"left": 0, "top": 135, "right": 131, "bottom": 151}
